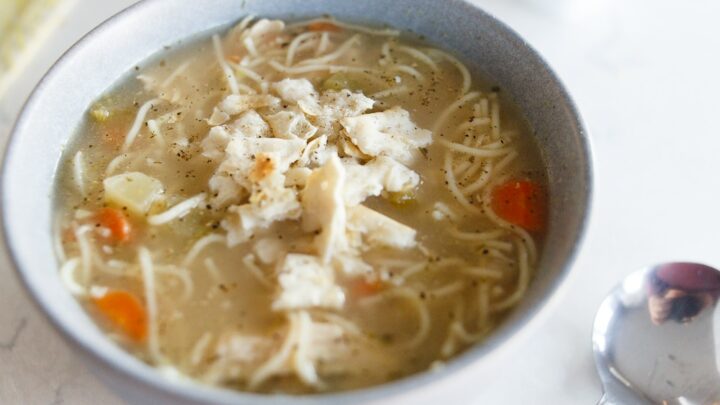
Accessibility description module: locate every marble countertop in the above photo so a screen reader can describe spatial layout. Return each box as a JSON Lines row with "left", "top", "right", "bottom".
{"left": 2, "top": 0, "right": 719, "bottom": 403}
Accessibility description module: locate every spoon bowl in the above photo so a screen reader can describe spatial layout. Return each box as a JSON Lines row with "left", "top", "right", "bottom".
{"left": 593, "top": 262, "right": 720, "bottom": 404}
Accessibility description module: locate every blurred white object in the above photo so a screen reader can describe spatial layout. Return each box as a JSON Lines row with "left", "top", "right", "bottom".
{"left": 0, "top": 0, "right": 76, "bottom": 97}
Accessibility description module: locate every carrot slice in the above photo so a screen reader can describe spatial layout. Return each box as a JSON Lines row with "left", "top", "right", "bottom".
{"left": 307, "top": 21, "right": 342, "bottom": 32}
{"left": 491, "top": 179, "right": 546, "bottom": 232}
{"left": 92, "top": 290, "right": 147, "bottom": 342}
{"left": 96, "top": 207, "right": 131, "bottom": 243}
{"left": 351, "top": 278, "right": 385, "bottom": 298}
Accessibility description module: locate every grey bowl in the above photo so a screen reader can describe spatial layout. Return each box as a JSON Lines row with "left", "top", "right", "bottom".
{"left": 1, "top": 0, "right": 592, "bottom": 403}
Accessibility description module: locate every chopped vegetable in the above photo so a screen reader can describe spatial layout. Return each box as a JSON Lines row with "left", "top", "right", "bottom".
{"left": 91, "top": 106, "right": 111, "bottom": 122}
{"left": 103, "top": 172, "right": 164, "bottom": 216}
{"left": 92, "top": 289, "right": 147, "bottom": 341}
{"left": 350, "top": 278, "right": 385, "bottom": 297}
{"left": 95, "top": 207, "right": 131, "bottom": 243}
{"left": 307, "top": 21, "right": 342, "bottom": 32}
{"left": 322, "top": 72, "right": 365, "bottom": 92}
{"left": 385, "top": 189, "right": 416, "bottom": 206}
{"left": 491, "top": 179, "right": 545, "bottom": 231}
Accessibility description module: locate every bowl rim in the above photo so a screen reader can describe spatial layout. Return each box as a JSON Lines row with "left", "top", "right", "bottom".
{"left": 1, "top": 0, "right": 593, "bottom": 403}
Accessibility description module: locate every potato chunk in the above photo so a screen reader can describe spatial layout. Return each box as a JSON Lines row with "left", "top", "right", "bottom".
{"left": 103, "top": 172, "right": 164, "bottom": 215}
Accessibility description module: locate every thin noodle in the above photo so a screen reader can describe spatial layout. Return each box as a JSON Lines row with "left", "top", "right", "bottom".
{"left": 429, "top": 49, "right": 471, "bottom": 95}
{"left": 146, "top": 119, "right": 166, "bottom": 147}
{"left": 379, "top": 41, "right": 392, "bottom": 65}
{"left": 213, "top": 34, "right": 240, "bottom": 95}
{"left": 243, "top": 36, "right": 259, "bottom": 57}
{"left": 74, "top": 225, "right": 93, "bottom": 284}
{"left": 443, "top": 151, "right": 482, "bottom": 214}
{"left": 122, "top": 98, "right": 161, "bottom": 152}
{"left": 391, "top": 262, "right": 428, "bottom": 285}
{"left": 161, "top": 61, "right": 190, "bottom": 88}
{"left": 481, "top": 240, "right": 514, "bottom": 251}
{"left": 438, "top": 139, "right": 512, "bottom": 158}
{"left": 479, "top": 99, "right": 489, "bottom": 117}
{"left": 361, "top": 287, "right": 430, "bottom": 348}
{"left": 285, "top": 31, "right": 320, "bottom": 66}
{"left": 139, "top": 247, "right": 165, "bottom": 364}
{"left": 60, "top": 258, "right": 86, "bottom": 296}
{"left": 236, "top": 15, "right": 255, "bottom": 32}
{"left": 298, "top": 35, "right": 359, "bottom": 66}
{"left": 203, "top": 258, "right": 223, "bottom": 283}
{"left": 448, "top": 228, "right": 505, "bottom": 241}
{"left": 72, "top": 151, "right": 85, "bottom": 196}
{"left": 229, "top": 62, "right": 264, "bottom": 85}
{"left": 293, "top": 311, "right": 321, "bottom": 387}
{"left": 492, "top": 239, "right": 530, "bottom": 311}
{"left": 316, "top": 32, "right": 330, "bottom": 56}
{"left": 429, "top": 281, "right": 464, "bottom": 298}
{"left": 461, "top": 267, "right": 504, "bottom": 280}
{"left": 249, "top": 314, "right": 298, "bottom": 388}
{"left": 182, "top": 233, "right": 226, "bottom": 267}
{"left": 190, "top": 332, "right": 212, "bottom": 367}
{"left": 460, "top": 161, "right": 493, "bottom": 195}
{"left": 312, "top": 311, "right": 363, "bottom": 336}
{"left": 480, "top": 180, "right": 537, "bottom": 263}
{"left": 370, "top": 85, "right": 409, "bottom": 99}
{"left": 148, "top": 193, "right": 206, "bottom": 226}
{"left": 287, "top": 18, "right": 400, "bottom": 36}
{"left": 490, "top": 93, "right": 501, "bottom": 139}
{"left": 387, "top": 64, "right": 425, "bottom": 82}
{"left": 53, "top": 216, "right": 66, "bottom": 263}
{"left": 394, "top": 45, "right": 438, "bottom": 71}
{"left": 488, "top": 248, "right": 515, "bottom": 263}
{"left": 433, "top": 91, "right": 480, "bottom": 134}
{"left": 242, "top": 254, "right": 274, "bottom": 288}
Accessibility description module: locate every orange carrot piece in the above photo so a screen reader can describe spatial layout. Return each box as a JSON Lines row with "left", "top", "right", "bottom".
{"left": 93, "top": 290, "right": 147, "bottom": 341}
{"left": 491, "top": 179, "right": 546, "bottom": 232}
{"left": 351, "top": 278, "right": 385, "bottom": 298}
{"left": 96, "top": 207, "right": 131, "bottom": 243}
{"left": 307, "top": 21, "right": 342, "bottom": 32}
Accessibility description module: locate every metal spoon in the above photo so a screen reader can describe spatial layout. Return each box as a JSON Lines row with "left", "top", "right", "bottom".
{"left": 592, "top": 262, "right": 720, "bottom": 404}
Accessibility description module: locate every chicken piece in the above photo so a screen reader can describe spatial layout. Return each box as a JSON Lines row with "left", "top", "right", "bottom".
{"left": 347, "top": 205, "right": 417, "bottom": 250}
{"left": 202, "top": 110, "right": 271, "bottom": 160}
{"left": 266, "top": 109, "right": 318, "bottom": 140}
{"left": 208, "top": 94, "right": 280, "bottom": 125}
{"left": 273, "top": 254, "right": 345, "bottom": 310}
{"left": 253, "top": 237, "right": 286, "bottom": 265}
{"left": 301, "top": 156, "right": 348, "bottom": 262}
{"left": 222, "top": 170, "right": 301, "bottom": 246}
{"left": 298, "top": 89, "right": 374, "bottom": 121}
{"left": 284, "top": 167, "right": 313, "bottom": 188}
{"left": 341, "top": 106, "right": 432, "bottom": 164}
{"left": 271, "top": 78, "right": 317, "bottom": 104}
{"left": 299, "top": 135, "right": 336, "bottom": 167}
{"left": 343, "top": 156, "right": 420, "bottom": 206}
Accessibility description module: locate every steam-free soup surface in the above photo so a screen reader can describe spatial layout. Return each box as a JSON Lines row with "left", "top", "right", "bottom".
{"left": 55, "top": 17, "right": 546, "bottom": 393}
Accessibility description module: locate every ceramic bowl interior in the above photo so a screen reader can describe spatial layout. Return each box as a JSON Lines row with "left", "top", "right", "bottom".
{"left": 1, "top": 0, "right": 591, "bottom": 403}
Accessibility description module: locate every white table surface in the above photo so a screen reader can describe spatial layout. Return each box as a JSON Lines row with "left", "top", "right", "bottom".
{"left": 2, "top": 0, "right": 719, "bottom": 403}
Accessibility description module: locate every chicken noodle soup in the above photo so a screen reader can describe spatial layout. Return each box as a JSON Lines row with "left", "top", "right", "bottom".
{"left": 55, "top": 17, "right": 547, "bottom": 393}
